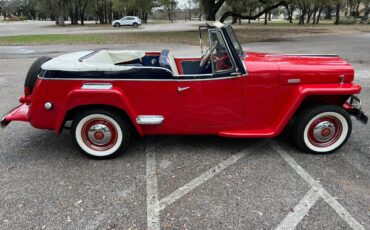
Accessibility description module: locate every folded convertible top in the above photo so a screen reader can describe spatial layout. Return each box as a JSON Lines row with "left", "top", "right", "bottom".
{"left": 42, "top": 50, "right": 146, "bottom": 72}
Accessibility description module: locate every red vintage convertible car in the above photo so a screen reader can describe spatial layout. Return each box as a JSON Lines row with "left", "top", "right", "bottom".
{"left": 1, "top": 23, "right": 367, "bottom": 158}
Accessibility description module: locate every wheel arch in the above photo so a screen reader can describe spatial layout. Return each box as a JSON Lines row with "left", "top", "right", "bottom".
{"left": 293, "top": 94, "right": 351, "bottom": 119}
{"left": 59, "top": 104, "right": 143, "bottom": 136}
{"left": 53, "top": 89, "right": 144, "bottom": 136}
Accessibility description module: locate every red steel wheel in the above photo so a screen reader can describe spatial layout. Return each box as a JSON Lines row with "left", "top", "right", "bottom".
{"left": 293, "top": 105, "right": 352, "bottom": 154}
{"left": 71, "top": 110, "right": 131, "bottom": 159}
{"left": 307, "top": 116, "right": 343, "bottom": 148}
{"left": 81, "top": 118, "right": 118, "bottom": 152}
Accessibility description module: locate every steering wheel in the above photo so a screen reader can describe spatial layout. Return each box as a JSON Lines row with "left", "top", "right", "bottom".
{"left": 200, "top": 41, "right": 218, "bottom": 67}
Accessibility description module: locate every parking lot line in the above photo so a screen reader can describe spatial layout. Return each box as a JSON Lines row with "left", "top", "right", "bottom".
{"left": 158, "top": 142, "right": 263, "bottom": 211}
{"left": 275, "top": 188, "right": 320, "bottom": 230}
{"left": 146, "top": 143, "right": 160, "bottom": 230}
{"left": 272, "top": 142, "right": 365, "bottom": 230}
{"left": 318, "top": 188, "right": 366, "bottom": 230}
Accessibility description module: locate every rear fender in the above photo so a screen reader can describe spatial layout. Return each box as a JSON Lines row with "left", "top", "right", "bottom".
{"left": 55, "top": 88, "right": 143, "bottom": 136}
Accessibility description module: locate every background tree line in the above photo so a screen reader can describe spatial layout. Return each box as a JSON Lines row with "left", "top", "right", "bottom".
{"left": 1, "top": 0, "right": 369, "bottom": 25}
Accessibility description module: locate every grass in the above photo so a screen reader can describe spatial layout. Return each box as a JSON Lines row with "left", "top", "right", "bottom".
{"left": 0, "top": 31, "right": 199, "bottom": 45}
{"left": 0, "top": 23, "right": 368, "bottom": 46}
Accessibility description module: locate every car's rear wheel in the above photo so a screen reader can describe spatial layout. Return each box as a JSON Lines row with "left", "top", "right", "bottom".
{"left": 114, "top": 23, "right": 121, "bottom": 27}
{"left": 293, "top": 105, "right": 352, "bottom": 154}
{"left": 132, "top": 22, "right": 139, "bottom": 28}
{"left": 71, "top": 110, "right": 131, "bottom": 159}
{"left": 25, "top": 56, "right": 51, "bottom": 95}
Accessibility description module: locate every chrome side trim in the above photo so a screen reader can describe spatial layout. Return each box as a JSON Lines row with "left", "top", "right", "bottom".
{"left": 38, "top": 75, "right": 245, "bottom": 82}
{"left": 82, "top": 83, "right": 113, "bottom": 90}
{"left": 136, "top": 115, "right": 164, "bottom": 125}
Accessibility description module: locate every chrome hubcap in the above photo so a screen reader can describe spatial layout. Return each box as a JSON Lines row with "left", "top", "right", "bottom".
{"left": 313, "top": 121, "right": 336, "bottom": 142}
{"left": 87, "top": 124, "right": 112, "bottom": 146}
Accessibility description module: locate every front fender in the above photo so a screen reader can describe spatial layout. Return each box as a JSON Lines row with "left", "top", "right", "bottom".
{"left": 54, "top": 88, "right": 144, "bottom": 136}
{"left": 275, "top": 83, "right": 362, "bottom": 136}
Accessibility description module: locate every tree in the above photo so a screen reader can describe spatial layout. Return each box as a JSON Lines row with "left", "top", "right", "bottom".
{"left": 220, "top": 1, "right": 288, "bottom": 23}
{"left": 78, "top": 0, "right": 90, "bottom": 25}
{"left": 200, "top": 0, "right": 226, "bottom": 21}
{"left": 161, "top": 0, "right": 177, "bottom": 22}
{"left": 362, "top": 0, "right": 370, "bottom": 23}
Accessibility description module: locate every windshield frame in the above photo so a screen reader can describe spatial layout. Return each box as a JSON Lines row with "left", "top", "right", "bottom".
{"left": 224, "top": 25, "right": 244, "bottom": 58}
{"left": 198, "top": 24, "right": 247, "bottom": 76}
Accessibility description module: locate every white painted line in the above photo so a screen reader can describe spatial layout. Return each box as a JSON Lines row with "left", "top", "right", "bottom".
{"left": 146, "top": 143, "right": 160, "bottom": 230}
{"left": 319, "top": 189, "right": 366, "bottom": 230}
{"left": 275, "top": 188, "right": 320, "bottom": 230}
{"left": 272, "top": 141, "right": 365, "bottom": 230}
{"left": 159, "top": 142, "right": 263, "bottom": 211}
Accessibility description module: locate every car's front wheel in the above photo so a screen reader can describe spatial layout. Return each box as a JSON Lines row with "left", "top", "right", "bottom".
{"left": 71, "top": 110, "right": 131, "bottom": 159}
{"left": 132, "top": 22, "right": 139, "bottom": 28}
{"left": 293, "top": 105, "right": 352, "bottom": 154}
{"left": 114, "top": 23, "right": 121, "bottom": 27}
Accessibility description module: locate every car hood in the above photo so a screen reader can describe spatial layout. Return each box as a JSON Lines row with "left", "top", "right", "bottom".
{"left": 245, "top": 52, "right": 355, "bottom": 84}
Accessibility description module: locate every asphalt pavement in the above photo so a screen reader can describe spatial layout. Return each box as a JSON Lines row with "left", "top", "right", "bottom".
{"left": 0, "top": 33, "right": 369, "bottom": 229}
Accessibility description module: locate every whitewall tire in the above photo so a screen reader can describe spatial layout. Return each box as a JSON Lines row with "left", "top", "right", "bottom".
{"left": 71, "top": 110, "right": 131, "bottom": 159}
{"left": 293, "top": 105, "right": 352, "bottom": 154}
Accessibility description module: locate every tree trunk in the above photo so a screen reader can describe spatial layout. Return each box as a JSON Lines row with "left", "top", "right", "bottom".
{"left": 299, "top": 8, "right": 305, "bottom": 25}
{"left": 232, "top": 6, "right": 237, "bottom": 24}
{"left": 264, "top": 12, "right": 268, "bottom": 25}
{"left": 335, "top": 3, "right": 341, "bottom": 25}
{"left": 362, "top": 3, "right": 370, "bottom": 24}
{"left": 355, "top": 0, "right": 361, "bottom": 17}
{"left": 202, "top": 0, "right": 218, "bottom": 21}
{"left": 316, "top": 6, "right": 323, "bottom": 24}
{"left": 306, "top": 11, "right": 312, "bottom": 23}
{"left": 325, "top": 6, "right": 332, "bottom": 20}
{"left": 312, "top": 8, "right": 318, "bottom": 24}
{"left": 57, "top": 0, "right": 65, "bottom": 26}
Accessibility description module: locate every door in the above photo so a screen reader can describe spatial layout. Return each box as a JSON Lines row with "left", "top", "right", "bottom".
{"left": 121, "top": 17, "right": 130, "bottom": 25}
{"left": 125, "top": 17, "right": 135, "bottom": 25}
{"left": 175, "top": 29, "right": 244, "bottom": 133}
{"left": 176, "top": 77, "right": 244, "bottom": 132}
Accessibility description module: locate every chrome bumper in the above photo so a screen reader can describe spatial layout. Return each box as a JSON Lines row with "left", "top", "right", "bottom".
{"left": 346, "top": 96, "right": 368, "bottom": 124}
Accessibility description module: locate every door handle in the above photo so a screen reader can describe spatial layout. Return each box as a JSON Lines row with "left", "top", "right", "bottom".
{"left": 178, "top": 86, "right": 190, "bottom": 92}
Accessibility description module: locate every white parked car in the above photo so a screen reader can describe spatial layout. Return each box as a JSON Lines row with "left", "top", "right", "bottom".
{"left": 112, "top": 16, "right": 142, "bottom": 28}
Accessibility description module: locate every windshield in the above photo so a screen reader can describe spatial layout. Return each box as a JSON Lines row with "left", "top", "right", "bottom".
{"left": 225, "top": 26, "right": 244, "bottom": 57}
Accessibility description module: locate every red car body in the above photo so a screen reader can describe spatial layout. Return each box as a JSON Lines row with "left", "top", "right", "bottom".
{"left": 1, "top": 23, "right": 367, "bottom": 158}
